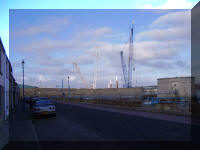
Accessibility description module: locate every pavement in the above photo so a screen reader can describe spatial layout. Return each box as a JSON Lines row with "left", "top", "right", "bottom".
{"left": 0, "top": 120, "right": 9, "bottom": 150}
{"left": 2, "top": 100, "right": 200, "bottom": 150}
{"left": 2, "top": 104, "right": 40, "bottom": 150}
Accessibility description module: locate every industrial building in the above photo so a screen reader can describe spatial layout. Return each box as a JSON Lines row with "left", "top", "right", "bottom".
{"left": 157, "top": 77, "right": 195, "bottom": 99}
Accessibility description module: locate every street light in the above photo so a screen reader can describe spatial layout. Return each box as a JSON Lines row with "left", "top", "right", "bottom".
{"left": 67, "top": 76, "right": 70, "bottom": 100}
{"left": 21, "top": 59, "right": 25, "bottom": 111}
{"left": 67, "top": 76, "right": 70, "bottom": 89}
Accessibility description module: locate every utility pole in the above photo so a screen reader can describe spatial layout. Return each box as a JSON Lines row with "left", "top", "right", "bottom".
{"left": 62, "top": 79, "right": 64, "bottom": 100}
{"left": 21, "top": 59, "right": 25, "bottom": 111}
{"left": 67, "top": 76, "right": 70, "bottom": 100}
{"left": 68, "top": 76, "right": 70, "bottom": 89}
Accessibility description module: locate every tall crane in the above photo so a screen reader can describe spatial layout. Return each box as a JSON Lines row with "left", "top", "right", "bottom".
{"left": 73, "top": 62, "right": 90, "bottom": 89}
{"left": 120, "top": 21, "right": 135, "bottom": 88}
{"left": 93, "top": 50, "right": 99, "bottom": 89}
{"left": 127, "top": 21, "right": 134, "bottom": 88}
{"left": 120, "top": 51, "right": 128, "bottom": 88}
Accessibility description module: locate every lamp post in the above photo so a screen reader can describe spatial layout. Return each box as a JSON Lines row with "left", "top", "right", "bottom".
{"left": 62, "top": 79, "right": 64, "bottom": 100}
{"left": 67, "top": 76, "right": 70, "bottom": 100}
{"left": 21, "top": 59, "right": 25, "bottom": 111}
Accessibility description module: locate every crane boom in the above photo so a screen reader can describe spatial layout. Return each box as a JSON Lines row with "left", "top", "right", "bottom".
{"left": 73, "top": 62, "right": 90, "bottom": 89}
{"left": 127, "top": 22, "right": 134, "bottom": 88}
{"left": 120, "top": 51, "right": 128, "bottom": 88}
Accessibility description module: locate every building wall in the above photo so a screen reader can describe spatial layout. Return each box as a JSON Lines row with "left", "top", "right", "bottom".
{"left": 0, "top": 39, "right": 5, "bottom": 121}
{"left": 0, "top": 38, "right": 20, "bottom": 121}
{"left": 4, "top": 57, "right": 9, "bottom": 120}
{"left": 143, "top": 86, "right": 157, "bottom": 97}
{"left": 157, "top": 77, "right": 195, "bottom": 99}
{"left": 22, "top": 87, "right": 144, "bottom": 98}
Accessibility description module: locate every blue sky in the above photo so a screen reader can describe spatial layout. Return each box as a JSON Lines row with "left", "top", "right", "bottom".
{"left": 0, "top": 0, "right": 199, "bottom": 88}
{"left": 0, "top": 0, "right": 198, "bottom": 55}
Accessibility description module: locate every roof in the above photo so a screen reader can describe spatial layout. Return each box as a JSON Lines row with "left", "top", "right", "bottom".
{"left": 0, "top": 37, "right": 6, "bottom": 55}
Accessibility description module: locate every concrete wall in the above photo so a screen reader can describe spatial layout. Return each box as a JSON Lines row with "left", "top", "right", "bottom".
{"left": 22, "top": 87, "right": 144, "bottom": 98}
{"left": 157, "top": 77, "right": 195, "bottom": 99}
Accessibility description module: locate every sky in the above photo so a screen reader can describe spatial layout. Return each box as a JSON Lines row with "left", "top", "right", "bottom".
{"left": 0, "top": 0, "right": 199, "bottom": 88}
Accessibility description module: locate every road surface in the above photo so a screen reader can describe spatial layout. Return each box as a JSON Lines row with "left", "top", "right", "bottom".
{"left": 32, "top": 101, "right": 191, "bottom": 141}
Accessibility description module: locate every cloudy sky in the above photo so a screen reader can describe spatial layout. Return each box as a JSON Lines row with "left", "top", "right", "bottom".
{"left": 0, "top": 0, "right": 198, "bottom": 88}
{"left": 9, "top": 9, "right": 192, "bottom": 88}
{"left": 1, "top": 0, "right": 198, "bottom": 54}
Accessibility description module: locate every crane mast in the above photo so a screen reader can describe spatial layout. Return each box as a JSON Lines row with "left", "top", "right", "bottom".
{"left": 127, "top": 22, "right": 134, "bottom": 88}
{"left": 120, "top": 51, "right": 128, "bottom": 88}
{"left": 73, "top": 62, "right": 90, "bottom": 89}
{"left": 93, "top": 50, "right": 99, "bottom": 89}
{"left": 120, "top": 21, "right": 135, "bottom": 88}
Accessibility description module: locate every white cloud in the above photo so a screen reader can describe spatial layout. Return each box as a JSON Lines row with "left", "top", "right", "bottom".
{"left": 69, "top": 75, "right": 76, "bottom": 81}
{"left": 151, "top": 10, "right": 191, "bottom": 28}
{"left": 136, "top": 27, "right": 190, "bottom": 41}
{"left": 144, "top": 0, "right": 193, "bottom": 9}
{"left": 12, "top": 10, "right": 191, "bottom": 88}
{"left": 80, "top": 27, "right": 111, "bottom": 37}
{"left": 15, "top": 17, "right": 68, "bottom": 37}
{"left": 38, "top": 75, "right": 46, "bottom": 82}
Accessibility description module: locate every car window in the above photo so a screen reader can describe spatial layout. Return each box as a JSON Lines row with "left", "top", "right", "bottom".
{"left": 38, "top": 97, "right": 49, "bottom": 100}
{"left": 35, "top": 100, "right": 52, "bottom": 106}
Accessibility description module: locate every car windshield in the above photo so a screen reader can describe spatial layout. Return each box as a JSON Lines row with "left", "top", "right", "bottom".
{"left": 35, "top": 100, "right": 52, "bottom": 106}
{"left": 38, "top": 97, "right": 49, "bottom": 100}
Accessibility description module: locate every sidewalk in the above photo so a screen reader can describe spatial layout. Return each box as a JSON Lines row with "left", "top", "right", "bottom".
{"left": 9, "top": 103, "right": 36, "bottom": 141}
{"left": 0, "top": 120, "right": 9, "bottom": 150}
{"left": 2, "top": 104, "right": 40, "bottom": 150}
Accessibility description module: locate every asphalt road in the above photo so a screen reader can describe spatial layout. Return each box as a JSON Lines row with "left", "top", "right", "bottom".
{"left": 31, "top": 101, "right": 191, "bottom": 141}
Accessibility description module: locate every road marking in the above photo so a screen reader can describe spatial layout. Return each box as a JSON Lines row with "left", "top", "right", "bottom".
{"left": 29, "top": 119, "right": 42, "bottom": 150}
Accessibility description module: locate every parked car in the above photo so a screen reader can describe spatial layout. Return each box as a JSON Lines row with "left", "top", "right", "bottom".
{"left": 29, "top": 97, "right": 41, "bottom": 109}
{"left": 36, "top": 97, "right": 49, "bottom": 100}
{"left": 24, "top": 97, "right": 31, "bottom": 103}
{"left": 32, "top": 100, "right": 56, "bottom": 118}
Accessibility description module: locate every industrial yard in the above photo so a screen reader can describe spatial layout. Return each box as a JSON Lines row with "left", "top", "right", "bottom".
{"left": 2, "top": 6, "right": 200, "bottom": 150}
{"left": 18, "top": 22, "right": 198, "bottom": 116}
{"left": 21, "top": 21, "right": 198, "bottom": 112}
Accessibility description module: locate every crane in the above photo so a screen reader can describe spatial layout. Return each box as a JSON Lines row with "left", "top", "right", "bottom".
{"left": 93, "top": 50, "right": 99, "bottom": 89}
{"left": 120, "top": 51, "right": 128, "bottom": 88}
{"left": 73, "top": 62, "right": 90, "bottom": 89}
{"left": 120, "top": 21, "right": 135, "bottom": 88}
{"left": 127, "top": 21, "right": 134, "bottom": 88}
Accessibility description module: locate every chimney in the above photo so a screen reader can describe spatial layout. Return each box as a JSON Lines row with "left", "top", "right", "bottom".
{"left": 116, "top": 76, "right": 118, "bottom": 88}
